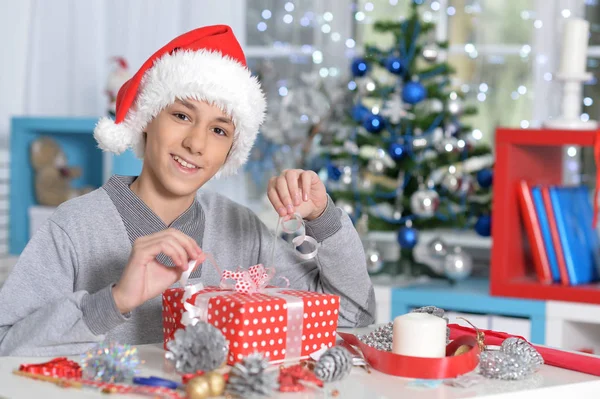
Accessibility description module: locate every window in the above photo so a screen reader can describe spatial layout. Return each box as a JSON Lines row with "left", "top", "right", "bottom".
{"left": 356, "top": 0, "right": 537, "bottom": 147}
{"left": 243, "top": 1, "right": 597, "bottom": 184}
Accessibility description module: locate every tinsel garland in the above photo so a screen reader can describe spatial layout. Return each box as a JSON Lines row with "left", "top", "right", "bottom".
{"left": 81, "top": 342, "right": 141, "bottom": 383}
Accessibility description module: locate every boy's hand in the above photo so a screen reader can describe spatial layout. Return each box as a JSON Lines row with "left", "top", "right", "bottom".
{"left": 267, "top": 169, "right": 328, "bottom": 221}
{"left": 112, "top": 228, "right": 205, "bottom": 314}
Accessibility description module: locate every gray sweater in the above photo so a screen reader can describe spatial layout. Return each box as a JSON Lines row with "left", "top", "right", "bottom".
{"left": 0, "top": 175, "right": 375, "bottom": 356}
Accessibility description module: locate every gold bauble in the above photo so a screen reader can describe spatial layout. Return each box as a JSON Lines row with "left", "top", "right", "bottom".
{"left": 454, "top": 344, "right": 471, "bottom": 356}
{"left": 206, "top": 372, "right": 226, "bottom": 396}
{"left": 186, "top": 376, "right": 211, "bottom": 399}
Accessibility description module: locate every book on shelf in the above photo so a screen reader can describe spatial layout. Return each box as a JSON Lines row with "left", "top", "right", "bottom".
{"left": 518, "top": 180, "right": 599, "bottom": 286}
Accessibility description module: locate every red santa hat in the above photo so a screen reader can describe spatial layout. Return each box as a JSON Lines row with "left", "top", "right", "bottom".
{"left": 94, "top": 25, "right": 266, "bottom": 177}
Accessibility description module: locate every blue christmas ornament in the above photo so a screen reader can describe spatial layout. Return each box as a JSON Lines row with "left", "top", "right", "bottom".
{"left": 402, "top": 81, "right": 427, "bottom": 104}
{"left": 385, "top": 56, "right": 404, "bottom": 75}
{"left": 477, "top": 168, "right": 494, "bottom": 188}
{"left": 389, "top": 142, "right": 406, "bottom": 160}
{"left": 351, "top": 58, "right": 369, "bottom": 77}
{"left": 363, "top": 114, "right": 385, "bottom": 133}
{"left": 397, "top": 226, "right": 418, "bottom": 248}
{"left": 475, "top": 215, "right": 492, "bottom": 237}
{"left": 352, "top": 104, "right": 370, "bottom": 123}
{"left": 327, "top": 163, "right": 342, "bottom": 181}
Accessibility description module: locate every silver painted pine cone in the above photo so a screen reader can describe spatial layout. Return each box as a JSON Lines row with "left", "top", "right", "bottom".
{"left": 314, "top": 346, "right": 353, "bottom": 382}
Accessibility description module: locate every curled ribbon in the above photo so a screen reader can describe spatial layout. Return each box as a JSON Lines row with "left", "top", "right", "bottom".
{"left": 269, "top": 213, "right": 319, "bottom": 267}
{"left": 19, "top": 357, "right": 82, "bottom": 378}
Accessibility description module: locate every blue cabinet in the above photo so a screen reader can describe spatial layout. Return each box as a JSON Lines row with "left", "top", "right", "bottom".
{"left": 9, "top": 117, "right": 142, "bottom": 255}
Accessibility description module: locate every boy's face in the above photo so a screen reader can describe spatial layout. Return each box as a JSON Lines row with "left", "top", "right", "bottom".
{"left": 143, "top": 98, "right": 235, "bottom": 197}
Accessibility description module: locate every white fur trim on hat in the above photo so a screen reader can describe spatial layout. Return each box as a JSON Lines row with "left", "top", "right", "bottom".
{"left": 94, "top": 49, "right": 266, "bottom": 177}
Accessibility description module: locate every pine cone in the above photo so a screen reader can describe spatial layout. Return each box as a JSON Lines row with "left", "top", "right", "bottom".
{"left": 226, "top": 353, "right": 279, "bottom": 398}
{"left": 314, "top": 346, "right": 353, "bottom": 382}
{"left": 165, "top": 321, "right": 228, "bottom": 374}
{"left": 501, "top": 337, "right": 544, "bottom": 368}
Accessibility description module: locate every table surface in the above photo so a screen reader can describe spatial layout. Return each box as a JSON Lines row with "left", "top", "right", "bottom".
{"left": 1, "top": 327, "right": 599, "bottom": 399}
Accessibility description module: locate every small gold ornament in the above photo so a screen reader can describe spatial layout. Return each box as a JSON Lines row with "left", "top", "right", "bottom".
{"left": 187, "top": 375, "right": 211, "bottom": 399}
{"left": 206, "top": 371, "right": 226, "bottom": 396}
{"left": 454, "top": 344, "right": 471, "bottom": 356}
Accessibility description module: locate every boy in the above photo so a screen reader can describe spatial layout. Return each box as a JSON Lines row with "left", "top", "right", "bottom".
{"left": 0, "top": 25, "right": 375, "bottom": 356}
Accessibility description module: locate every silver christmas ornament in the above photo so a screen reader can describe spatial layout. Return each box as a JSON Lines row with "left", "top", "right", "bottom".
{"left": 442, "top": 171, "right": 461, "bottom": 193}
{"left": 427, "top": 237, "right": 448, "bottom": 259}
{"left": 358, "top": 77, "right": 377, "bottom": 96}
{"left": 459, "top": 174, "right": 476, "bottom": 195}
{"left": 367, "top": 158, "right": 386, "bottom": 175}
{"left": 422, "top": 44, "right": 439, "bottom": 63}
{"left": 359, "top": 176, "right": 373, "bottom": 191}
{"left": 447, "top": 97, "right": 464, "bottom": 116}
{"left": 429, "top": 98, "right": 445, "bottom": 113}
{"left": 365, "top": 244, "right": 384, "bottom": 274}
{"left": 341, "top": 165, "right": 353, "bottom": 186}
{"left": 436, "top": 136, "right": 459, "bottom": 153}
{"left": 412, "top": 136, "right": 429, "bottom": 150}
{"left": 410, "top": 187, "right": 440, "bottom": 218}
{"left": 444, "top": 246, "right": 473, "bottom": 281}
{"left": 422, "top": 149, "right": 438, "bottom": 160}
{"left": 335, "top": 200, "right": 355, "bottom": 218}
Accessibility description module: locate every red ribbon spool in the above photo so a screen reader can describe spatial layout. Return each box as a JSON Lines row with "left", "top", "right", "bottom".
{"left": 338, "top": 332, "right": 480, "bottom": 379}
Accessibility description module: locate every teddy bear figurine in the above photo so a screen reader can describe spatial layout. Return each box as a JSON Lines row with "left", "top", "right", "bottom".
{"left": 30, "top": 136, "right": 95, "bottom": 207}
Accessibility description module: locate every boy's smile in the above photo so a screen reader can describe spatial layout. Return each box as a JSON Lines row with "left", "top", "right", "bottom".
{"left": 171, "top": 153, "right": 201, "bottom": 173}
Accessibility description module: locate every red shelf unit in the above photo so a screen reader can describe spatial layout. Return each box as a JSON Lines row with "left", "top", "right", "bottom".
{"left": 490, "top": 127, "right": 600, "bottom": 304}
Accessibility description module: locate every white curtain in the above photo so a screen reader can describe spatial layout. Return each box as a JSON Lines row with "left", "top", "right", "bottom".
{"left": 19, "top": 0, "right": 246, "bottom": 117}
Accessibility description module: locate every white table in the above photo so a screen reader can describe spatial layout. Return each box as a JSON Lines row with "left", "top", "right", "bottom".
{"left": 1, "top": 327, "right": 599, "bottom": 399}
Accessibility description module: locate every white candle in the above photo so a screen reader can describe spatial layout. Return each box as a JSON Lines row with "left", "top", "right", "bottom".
{"left": 559, "top": 18, "right": 590, "bottom": 76}
{"left": 392, "top": 313, "right": 447, "bottom": 358}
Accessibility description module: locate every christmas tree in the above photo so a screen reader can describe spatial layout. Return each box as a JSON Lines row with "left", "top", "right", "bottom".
{"left": 317, "top": 1, "right": 494, "bottom": 277}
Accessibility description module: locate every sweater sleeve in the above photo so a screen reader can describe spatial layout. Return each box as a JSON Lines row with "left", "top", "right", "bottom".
{"left": 0, "top": 219, "right": 129, "bottom": 356}
{"left": 254, "top": 196, "right": 376, "bottom": 328}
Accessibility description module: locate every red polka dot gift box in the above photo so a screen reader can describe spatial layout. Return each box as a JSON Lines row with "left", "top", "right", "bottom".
{"left": 162, "top": 286, "right": 340, "bottom": 365}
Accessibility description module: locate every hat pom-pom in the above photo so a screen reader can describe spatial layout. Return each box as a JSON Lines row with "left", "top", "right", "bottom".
{"left": 93, "top": 117, "right": 136, "bottom": 154}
